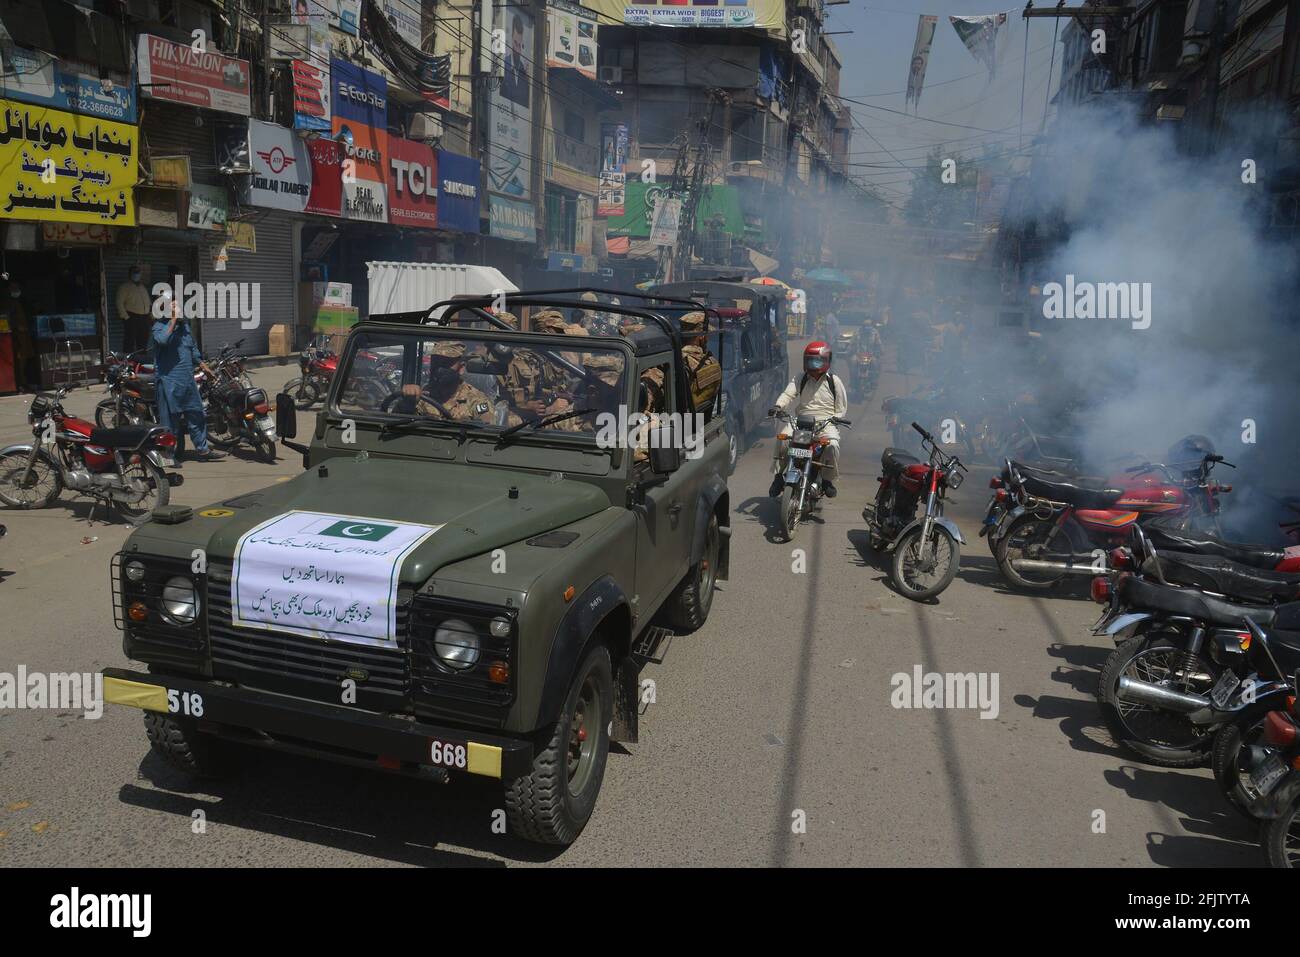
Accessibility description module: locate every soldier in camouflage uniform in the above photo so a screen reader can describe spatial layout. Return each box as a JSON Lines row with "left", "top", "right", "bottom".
{"left": 679, "top": 310, "right": 720, "bottom": 416}
{"left": 400, "top": 340, "right": 496, "bottom": 424}
{"left": 492, "top": 311, "right": 567, "bottom": 421}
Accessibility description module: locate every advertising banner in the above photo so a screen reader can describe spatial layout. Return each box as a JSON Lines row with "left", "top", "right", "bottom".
{"left": 584, "top": 0, "right": 786, "bottom": 35}
{"left": 136, "top": 34, "right": 251, "bottom": 115}
{"left": 436, "top": 149, "right": 480, "bottom": 234}
{"left": 0, "top": 44, "right": 136, "bottom": 123}
{"left": 0, "top": 99, "right": 137, "bottom": 225}
{"left": 906, "top": 15, "right": 938, "bottom": 113}
{"left": 598, "top": 123, "right": 627, "bottom": 217}
{"left": 245, "top": 119, "right": 311, "bottom": 213}
{"left": 292, "top": 59, "right": 331, "bottom": 131}
{"left": 949, "top": 12, "right": 1012, "bottom": 82}
{"left": 387, "top": 136, "right": 437, "bottom": 228}
{"left": 547, "top": 2, "right": 599, "bottom": 80}
{"left": 306, "top": 137, "right": 343, "bottom": 217}
{"left": 488, "top": 0, "right": 534, "bottom": 240}
{"left": 332, "top": 58, "right": 388, "bottom": 222}
{"left": 187, "top": 183, "right": 228, "bottom": 230}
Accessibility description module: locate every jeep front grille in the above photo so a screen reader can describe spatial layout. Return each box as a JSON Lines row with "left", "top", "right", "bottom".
{"left": 206, "top": 561, "right": 409, "bottom": 712}
{"left": 409, "top": 596, "right": 515, "bottom": 727}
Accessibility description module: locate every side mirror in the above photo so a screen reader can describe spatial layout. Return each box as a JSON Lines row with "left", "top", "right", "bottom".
{"left": 649, "top": 442, "right": 682, "bottom": 475}
{"left": 275, "top": 394, "right": 298, "bottom": 439}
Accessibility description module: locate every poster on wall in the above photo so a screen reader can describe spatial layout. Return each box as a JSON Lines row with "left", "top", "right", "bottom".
{"left": 488, "top": 0, "right": 534, "bottom": 240}
{"left": 547, "top": 2, "right": 599, "bottom": 80}
{"left": 597, "top": 122, "right": 626, "bottom": 217}
{"left": 136, "top": 35, "right": 251, "bottom": 115}
{"left": 332, "top": 58, "right": 388, "bottom": 222}
{"left": 187, "top": 183, "right": 228, "bottom": 230}
{"left": 0, "top": 43, "right": 136, "bottom": 123}
{"left": 292, "top": 59, "right": 331, "bottom": 131}
{"left": 0, "top": 99, "right": 137, "bottom": 225}
{"left": 584, "top": 0, "right": 786, "bottom": 35}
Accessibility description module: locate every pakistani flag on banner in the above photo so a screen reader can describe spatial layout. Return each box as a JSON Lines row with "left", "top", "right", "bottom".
{"left": 949, "top": 12, "right": 1010, "bottom": 82}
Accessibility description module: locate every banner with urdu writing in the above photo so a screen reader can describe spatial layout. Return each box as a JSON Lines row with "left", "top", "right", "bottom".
{"left": 0, "top": 98, "right": 137, "bottom": 225}
{"left": 232, "top": 510, "right": 442, "bottom": 648}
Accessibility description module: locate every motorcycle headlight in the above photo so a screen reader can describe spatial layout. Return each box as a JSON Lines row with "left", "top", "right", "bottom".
{"left": 161, "top": 575, "right": 199, "bottom": 625}
{"left": 434, "top": 618, "right": 481, "bottom": 671}
{"left": 947, "top": 469, "right": 963, "bottom": 489}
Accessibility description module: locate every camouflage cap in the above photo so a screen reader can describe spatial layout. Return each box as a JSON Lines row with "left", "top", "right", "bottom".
{"left": 563, "top": 322, "right": 590, "bottom": 337}
{"left": 532, "top": 309, "right": 568, "bottom": 332}
{"left": 585, "top": 353, "right": 622, "bottom": 386}
{"left": 428, "top": 339, "right": 466, "bottom": 359}
{"left": 580, "top": 291, "right": 600, "bottom": 303}
{"left": 493, "top": 310, "right": 519, "bottom": 329}
{"left": 619, "top": 319, "right": 646, "bottom": 336}
{"left": 679, "top": 310, "right": 708, "bottom": 334}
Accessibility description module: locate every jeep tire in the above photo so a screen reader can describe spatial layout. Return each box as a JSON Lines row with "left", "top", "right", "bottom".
{"left": 505, "top": 644, "right": 612, "bottom": 845}
{"left": 664, "top": 513, "right": 720, "bottom": 632}
{"left": 143, "top": 712, "right": 226, "bottom": 778}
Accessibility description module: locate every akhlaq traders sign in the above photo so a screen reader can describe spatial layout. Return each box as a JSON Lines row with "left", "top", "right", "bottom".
{"left": 232, "top": 510, "right": 442, "bottom": 648}
{"left": 0, "top": 99, "right": 137, "bottom": 225}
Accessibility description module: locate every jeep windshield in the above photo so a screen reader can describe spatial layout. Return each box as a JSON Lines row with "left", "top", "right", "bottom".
{"left": 334, "top": 329, "right": 627, "bottom": 437}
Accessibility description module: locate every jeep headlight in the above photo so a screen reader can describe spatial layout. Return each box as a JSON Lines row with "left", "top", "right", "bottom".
{"left": 434, "top": 618, "right": 481, "bottom": 671}
{"left": 124, "top": 560, "right": 146, "bottom": 583}
{"left": 161, "top": 575, "right": 199, "bottom": 625}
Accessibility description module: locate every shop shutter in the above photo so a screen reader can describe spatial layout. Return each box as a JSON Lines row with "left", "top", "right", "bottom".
{"left": 101, "top": 241, "right": 200, "bottom": 353}
{"left": 196, "top": 212, "right": 297, "bottom": 356}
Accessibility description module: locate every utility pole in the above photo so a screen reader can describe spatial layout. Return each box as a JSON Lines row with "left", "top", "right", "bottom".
{"left": 655, "top": 90, "right": 725, "bottom": 283}
{"left": 1202, "top": 0, "right": 1228, "bottom": 154}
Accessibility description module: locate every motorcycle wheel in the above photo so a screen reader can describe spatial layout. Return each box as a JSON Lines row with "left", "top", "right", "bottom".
{"left": 255, "top": 434, "right": 277, "bottom": 464}
{"left": 1097, "top": 634, "right": 1217, "bottom": 767}
{"left": 115, "top": 458, "right": 170, "bottom": 525}
{"left": 205, "top": 410, "right": 236, "bottom": 450}
{"left": 1263, "top": 802, "right": 1300, "bottom": 867}
{"left": 891, "top": 524, "right": 960, "bottom": 601}
{"left": 0, "top": 449, "right": 62, "bottom": 509}
{"left": 995, "top": 512, "right": 1070, "bottom": 590}
{"left": 1211, "top": 720, "right": 1266, "bottom": 820}
{"left": 94, "top": 398, "right": 120, "bottom": 429}
{"left": 779, "top": 486, "right": 800, "bottom": 543}
{"left": 285, "top": 377, "right": 319, "bottom": 410}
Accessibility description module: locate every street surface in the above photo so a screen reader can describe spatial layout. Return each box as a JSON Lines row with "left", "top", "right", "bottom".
{"left": 0, "top": 348, "right": 1260, "bottom": 867}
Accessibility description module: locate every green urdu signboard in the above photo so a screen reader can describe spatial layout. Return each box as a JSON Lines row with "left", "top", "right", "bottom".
{"left": 605, "top": 181, "right": 747, "bottom": 240}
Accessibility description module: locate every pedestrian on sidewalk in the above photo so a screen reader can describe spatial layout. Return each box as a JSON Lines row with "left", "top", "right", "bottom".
{"left": 151, "top": 290, "right": 224, "bottom": 462}
{"left": 116, "top": 266, "right": 153, "bottom": 355}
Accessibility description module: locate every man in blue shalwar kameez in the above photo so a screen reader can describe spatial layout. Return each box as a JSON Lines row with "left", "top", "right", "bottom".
{"left": 151, "top": 297, "right": 224, "bottom": 462}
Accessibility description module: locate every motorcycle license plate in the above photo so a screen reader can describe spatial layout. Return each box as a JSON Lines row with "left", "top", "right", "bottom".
{"left": 256, "top": 415, "right": 276, "bottom": 438}
{"left": 1248, "top": 753, "right": 1288, "bottom": 797}
{"left": 788, "top": 447, "right": 812, "bottom": 459}
{"left": 1210, "top": 670, "right": 1240, "bottom": 709}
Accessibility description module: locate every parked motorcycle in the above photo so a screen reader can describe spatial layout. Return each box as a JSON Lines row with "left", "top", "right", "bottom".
{"left": 0, "top": 389, "right": 180, "bottom": 525}
{"left": 771, "top": 410, "right": 851, "bottom": 543}
{"left": 283, "top": 335, "right": 338, "bottom": 410}
{"left": 1091, "top": 528, "right": 1300, "bottom": 766}
{"left": 863, "top": 421, "right": 967, "bottom": 601}
{"left": 205, "top": 362, "right": 277, "bottom": 463}
{"left": 992, "top": 449, "right": 1235, "bottom": 590}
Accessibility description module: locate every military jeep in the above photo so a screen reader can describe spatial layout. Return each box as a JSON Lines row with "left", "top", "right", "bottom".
{"left": 102, "top": 290, "right": 731, "bottom": 845}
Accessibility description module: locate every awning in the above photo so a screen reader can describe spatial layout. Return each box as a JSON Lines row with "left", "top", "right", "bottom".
{"left": 747, "top": 247, "right": 779, "bottom": 276}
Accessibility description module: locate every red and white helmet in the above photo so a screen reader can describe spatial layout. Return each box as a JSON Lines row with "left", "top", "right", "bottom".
{"left": 803, "top": 340, "right": 832, "bottom": 376}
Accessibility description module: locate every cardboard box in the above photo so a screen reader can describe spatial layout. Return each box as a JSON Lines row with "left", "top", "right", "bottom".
{"left": 312, "top": 304, "right": 358, "bottom": 335}
{"left": 328, "top": 333, "right": 350, "bottom": 356}
{"left": 268, "top": 323, "right": 292, "bottom": 357}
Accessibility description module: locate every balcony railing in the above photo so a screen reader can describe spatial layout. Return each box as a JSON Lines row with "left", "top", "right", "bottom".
{"left": 548, "top": 131, "right": 599, "bottom": 176}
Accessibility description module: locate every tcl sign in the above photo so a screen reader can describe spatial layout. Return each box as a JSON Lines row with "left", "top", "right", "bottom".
{"left": 387, "top": 137, "right": 437, "bottom": 228}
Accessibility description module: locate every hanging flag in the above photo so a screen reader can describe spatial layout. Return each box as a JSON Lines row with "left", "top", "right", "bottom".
{"left": 906, "top": 15, "right": 938, "bottom": 113}
{"left": 949, "top": 12, "right": 1010, "bottom": 82}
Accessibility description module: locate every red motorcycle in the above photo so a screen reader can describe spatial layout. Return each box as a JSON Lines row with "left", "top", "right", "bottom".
{"left": 863, "top": 421, "right": 968, "bottom": 601}
{"left": 992, "top": 447, "right": 1235, "bottom": 590}
{"left": 283, "top": 336, "right": 338, "bottom": 410}
{"left": 0, "top": 389, "right": 180, "bottom": 525}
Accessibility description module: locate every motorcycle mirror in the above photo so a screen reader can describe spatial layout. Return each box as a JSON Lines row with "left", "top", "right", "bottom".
{"left": 275, "top": 394, "right": 298, "bottom": 440}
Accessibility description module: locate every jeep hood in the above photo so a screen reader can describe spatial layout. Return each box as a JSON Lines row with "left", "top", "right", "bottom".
{"left": 199, "top": 457, "right": 612, "bottom": 583}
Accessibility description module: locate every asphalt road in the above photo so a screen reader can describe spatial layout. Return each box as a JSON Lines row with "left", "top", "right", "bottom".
{"left": 0, "top": 350, "right": 1262, "bottom": 867}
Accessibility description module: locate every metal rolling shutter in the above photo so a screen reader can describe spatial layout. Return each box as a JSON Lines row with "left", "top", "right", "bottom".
{"left": 196, "top": 213, "right": 297, "bottom": 356}
{"left": 102, "top": 241, "right": 199, "bottom": 353}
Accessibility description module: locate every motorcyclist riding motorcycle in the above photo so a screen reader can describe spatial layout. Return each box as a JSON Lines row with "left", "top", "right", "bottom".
{"left": 768, "top": 341, "right": 848, "bottom": 498}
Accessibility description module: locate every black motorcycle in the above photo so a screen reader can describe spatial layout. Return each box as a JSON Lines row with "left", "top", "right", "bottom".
{"left": 205, "top": 366, "right": 277, "bottom": 463}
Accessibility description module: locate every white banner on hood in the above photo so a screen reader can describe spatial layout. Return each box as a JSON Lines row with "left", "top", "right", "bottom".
{"left": 231, "top": 510, "right": 441, "bottom": 648}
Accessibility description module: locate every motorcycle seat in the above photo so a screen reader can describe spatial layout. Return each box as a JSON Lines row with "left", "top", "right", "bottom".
{"left": 1142, "top": 522, "right": 1284, "bottom": 570}
{"left": 1007, "top": 459, "right": 1091, "bottom": 483}
{"left": 1020, "top": 473, "right": 1125, "bottom": 509}
{"left": 1118, "top": 574, "right": 1277, "bottom": 627}
{"left": 881, "top": 448, "right": 920, "bottom": 474}
{"left": 89, "top": 425, "right": 161, "bottom": 451}
{"left": 1149, "top": 550, "right": 1300, "bottom": 604}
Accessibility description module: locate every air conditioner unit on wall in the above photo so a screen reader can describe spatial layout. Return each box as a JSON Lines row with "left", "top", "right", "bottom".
{"left": 599, "top": 65, "right": 623, "bottom": 83}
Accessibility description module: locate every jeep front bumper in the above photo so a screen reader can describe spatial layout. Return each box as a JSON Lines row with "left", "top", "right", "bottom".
{"left": 102, "top": 667, "right": 533, "bottom": 781}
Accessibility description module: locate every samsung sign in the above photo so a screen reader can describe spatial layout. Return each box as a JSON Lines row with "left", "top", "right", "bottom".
{"left": 436, "top": 150, "right": 480, "bottom": 235}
